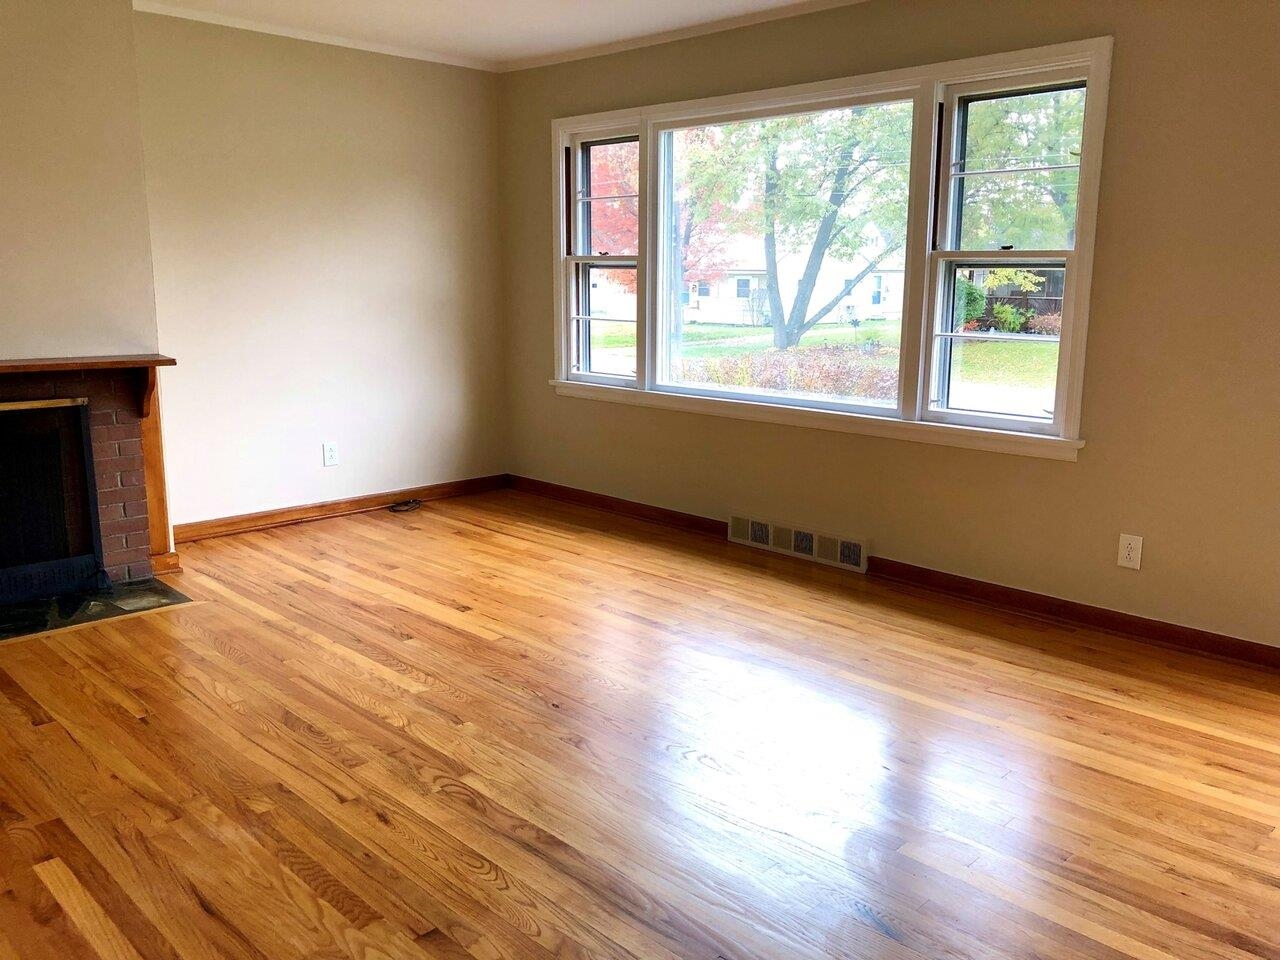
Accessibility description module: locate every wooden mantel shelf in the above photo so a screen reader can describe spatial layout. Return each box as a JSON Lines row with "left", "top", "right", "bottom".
{"left": 0, "top": 354, "right": 175, "bottom": 418}
{"left": 0, "top": 354, "right": 176, "bottom": 375}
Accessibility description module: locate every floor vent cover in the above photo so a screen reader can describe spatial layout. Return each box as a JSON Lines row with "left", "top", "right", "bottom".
{"left": 728, "top": 515, "right": 868, "bottom": 574}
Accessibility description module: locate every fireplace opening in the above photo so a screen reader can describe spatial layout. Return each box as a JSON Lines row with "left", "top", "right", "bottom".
{"left": 0, "top": 399, "right": 109, "bottom": 604}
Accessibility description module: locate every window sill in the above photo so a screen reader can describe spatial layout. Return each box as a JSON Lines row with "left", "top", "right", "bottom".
{"left": 550, "top": 379, "right": 1083, "bottom": 461}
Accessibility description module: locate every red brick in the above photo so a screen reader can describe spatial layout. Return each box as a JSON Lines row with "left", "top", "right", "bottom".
{"left": 94, "top": 423, "right": 141, "bottom": 443}
{"left": 94, "top": 455, "right": 143, "bottom": 474}
{"left": 92, "top": 441, "right": 120, "bottom": 460}
{"left": 89, "top": 410, "right": 118, "bottom": 428}
{"left": 0, "top": 382, "right": 53, "bottom": 401}
{"left": 120, "top": 470, "right": 145, "bottom": 488}
{"left": 124, "top": 561, "right": 154, "bottom": 582}
{"left": 99, "top": 485, "right": 145, "bottom": 505}
{"left": 123, "top": 498, "right": 149, "bottom": 519}
{"left": 98, "top": 503, "right": 125, "bottom": 522}
{"left": 117, "top": 439, "right": 142, "bottom": 457}
{"left": 102, "top": 517, "right": 148, "bottom": 537}
{"left": 83, "top": 383, "right": 118, "bottom": 406}
{"left": 113, "top": 546, "right": 151, "bottom": 565}
{"left": 104, "top": 564, "right": 127, "bottom": 582}
{"left": 100, "top": 535, "right": 127, "bottom": 554}
{"left": 124, "top": 532, "right": 151, "bottom": 549}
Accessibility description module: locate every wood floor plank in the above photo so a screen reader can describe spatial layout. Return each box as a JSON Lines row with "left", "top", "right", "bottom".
{"left": 1, "top": 489, "right": 1277, "bottom": 959}
{"left": 33, "top": 857, "right": 146, "bottom": 960}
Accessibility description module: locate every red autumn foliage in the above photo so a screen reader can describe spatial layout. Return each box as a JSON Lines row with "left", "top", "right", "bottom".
{"left": 587, "top": 138, "right": 736, "bottom": 294}
{"left": 676, "top": 344, "right": 899, "bottom": 402}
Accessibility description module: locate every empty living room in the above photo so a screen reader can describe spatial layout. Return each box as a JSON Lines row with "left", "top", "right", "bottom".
{"left": 2, "top": 0, "right": 1278, "bottom": 957}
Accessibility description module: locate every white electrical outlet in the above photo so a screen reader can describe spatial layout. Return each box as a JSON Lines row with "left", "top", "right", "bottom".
{"left": 1117, "top": 533, "right": 1142, "bottom": 570}
{"left": 322, "top": 442, "right": 339, "bottom": 468}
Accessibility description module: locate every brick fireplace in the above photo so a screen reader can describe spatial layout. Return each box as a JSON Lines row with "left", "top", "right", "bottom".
{"left": 0, "top": 355, "right": 176, "bottom": 591}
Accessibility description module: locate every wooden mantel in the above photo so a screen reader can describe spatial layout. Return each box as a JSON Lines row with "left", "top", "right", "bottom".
{"left": 0, "top": 353, "right": 176, "bottom": 374}
{"left": 0, "top": 353, "right": 180, "bottom": 577}
{"left": 0, "top": 354, "right": 176, "bottom": 418}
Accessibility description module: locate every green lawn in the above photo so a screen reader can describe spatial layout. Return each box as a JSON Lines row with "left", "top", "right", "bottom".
{"left": 951, "top": 338, "right": 1057, "bottom": 387}
{"left": 592, "top": 320, "right": 1056, "bottom": 387}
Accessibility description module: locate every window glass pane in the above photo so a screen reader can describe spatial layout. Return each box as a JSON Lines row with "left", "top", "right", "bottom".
{"left": 952, "top": 86, "right": 1085, "bottom": 250}
{"left": 932, "top": 337, "right": 1058, "bottom": 420}
{"left": 932, "top": 264, "right": 1063, "bottom": 420}
{"left": 581, "top": 197, "right": 639, "bottom": 256}
{"left": 578, "top": 264, "right": 636, "bottom": 320}
{"left": 585, "top": 140, "right": 638, "bottom": 197}
{"left": 577, "top": 320, "right": 636, "bottom": 377}
{"left": 958, "top": 87, "right": 1085, "bottom": 172}
{"left": 955, "top": 168, "right": 1079, "bottom": 250}
{"left": 944, "top": 265, "right": 1065, "bottom": 335}
{"left": 659, "top": 99, "right": 914, "bottom": 409}
{"left": 580, "top": 139, "right": 639, "bottom": 256}
{"left": 574, "top": 264, "right": 636, "bottom": 378}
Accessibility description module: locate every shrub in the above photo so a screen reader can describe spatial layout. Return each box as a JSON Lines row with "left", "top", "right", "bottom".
{"left": 1024, "top": 311, "right": 1062, "bottom": 336}
{"left": 991, "top": 302, "right": 1034, "bottom": 333}
{"left": 964, "top": 303, "right": 1057, "bottom": 336}
{"left": 677, "top": 344, "right": 898, "bottom": 402}
{"left": 955, "top": 276, "right": 987, "bottom": 325}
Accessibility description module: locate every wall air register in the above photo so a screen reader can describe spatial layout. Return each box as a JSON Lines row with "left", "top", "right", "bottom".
{"left": 728, "top": 515, "right": 869, "bottom": 574}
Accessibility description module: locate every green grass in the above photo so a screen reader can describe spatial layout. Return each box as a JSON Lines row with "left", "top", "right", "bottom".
{"left": 952, "top": 339, "right": 1058, "bottom": 387}
{"left": 590, "top": 319, "right": 1057, "bottom": 387}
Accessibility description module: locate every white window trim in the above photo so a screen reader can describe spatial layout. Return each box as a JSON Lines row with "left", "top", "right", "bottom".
{"left": 551, "top": 37, "right": 1112, "bottom": 461}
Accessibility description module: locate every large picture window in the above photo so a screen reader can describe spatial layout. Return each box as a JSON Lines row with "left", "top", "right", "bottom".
{"left": 658, "top": 99, "right": 913, "bottom": 411}
{"left": 552, "top": 40, "right": 1111, "bottom": 459}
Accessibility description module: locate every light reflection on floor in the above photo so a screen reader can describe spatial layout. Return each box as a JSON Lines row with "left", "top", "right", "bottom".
{"left": 662, "top": 647, "right": 891, "bottom": 859}
{"left": 654, "top": 642, "right": 1036, "bottom": 950}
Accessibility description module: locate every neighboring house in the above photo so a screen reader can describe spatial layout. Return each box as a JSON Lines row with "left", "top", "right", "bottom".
{"left": 686, "top": 270, "right": 768, "bottom": 325}
{"left": 586, "top": 231, "right": 906, "bottom": 328}
{"left": 682, "top": 232, "right": 905, "bottom": 326}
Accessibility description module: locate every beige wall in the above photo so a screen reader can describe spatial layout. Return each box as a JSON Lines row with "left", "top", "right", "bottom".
{"left": 498, "top": 0, "right": 1280, "bottom": 645}
{"left": 134, "top": 14, "right": 505, "bottom": 525}
{"left": 1, "top": 0, "right": 157, "bottom": 358}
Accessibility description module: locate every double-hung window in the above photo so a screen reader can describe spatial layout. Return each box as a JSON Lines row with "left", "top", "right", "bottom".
{"left": 552, "top": 39, "right": 1110, "bottom": 459}
{"left": 566, "top": 134, "right": 641, "bottom": 380}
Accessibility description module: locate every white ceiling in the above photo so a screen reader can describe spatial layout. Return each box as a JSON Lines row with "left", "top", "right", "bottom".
{"left": 133, "top": 0, "right": 863, "bottom": 72}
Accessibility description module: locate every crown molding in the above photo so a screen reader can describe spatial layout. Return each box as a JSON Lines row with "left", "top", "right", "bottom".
{"left": 494, "top": 0, "right": 864, "bottom": 71}
{"left": 131, "top": 2, "right": 500, "bottom": 71}
{"left": 134, "top": 0, "right": 867, "bottom": 74}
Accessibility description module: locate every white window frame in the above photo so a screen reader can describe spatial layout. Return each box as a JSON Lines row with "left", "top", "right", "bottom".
{"left": 558, "top": 123, "right": 644, "bottom": 386}
{"left": 550, "top": 38, "right": 1111, "bottom": 461}
{"left": 922, "top": 67, "right": 1096, "bottom": 437}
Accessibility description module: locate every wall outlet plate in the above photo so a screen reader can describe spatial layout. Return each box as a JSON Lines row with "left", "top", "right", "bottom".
{"left": 322, "top": 441, "right": 339, "bottom": 468}
{"left": 1117, "top": 533, "right": 1142, "bottom": 570}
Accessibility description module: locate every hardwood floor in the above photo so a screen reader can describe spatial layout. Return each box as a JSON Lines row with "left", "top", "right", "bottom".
{"left": 1, "top": 490, "right": 1278, "bottom": 960}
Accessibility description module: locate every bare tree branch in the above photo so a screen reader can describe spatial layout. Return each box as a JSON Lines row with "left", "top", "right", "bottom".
{"left": 784, "top": 147, "right": 858, "bottom": 339}
{"left": 797, "top": 243, "right": 902, "bottom": 336}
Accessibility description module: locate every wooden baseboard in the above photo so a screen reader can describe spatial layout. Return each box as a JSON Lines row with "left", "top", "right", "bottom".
{"left": 865, "top": 557, "right": 1280, "bottom": 670}
{"left": 506, "top": 476, "right": 728, "bottom": 539}
{"left": 150, "top": 551, "right": 182, "bottom": 576}
{"left": 173, "top": 474, "right": 509, "bottom": 544}
{"left": 506, "top": 475, "right": 1276, "bottom": 671}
